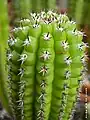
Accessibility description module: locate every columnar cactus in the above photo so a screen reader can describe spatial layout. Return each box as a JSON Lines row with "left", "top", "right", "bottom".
{"left": 68, "top": 0, "right": 90, "bottom": 26}
{"left": 81, "top": 0, "right": 90, "bottom": 25}
{"left": 7, "top": 11, "right": 87, "bottom": 120}
{"left": 67, "top": 0, "right": 78, "bottom": 19}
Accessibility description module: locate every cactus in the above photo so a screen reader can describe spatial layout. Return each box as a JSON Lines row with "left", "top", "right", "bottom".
{"left": 12, "top": 0, "right": 31, "bottom": 25}
{"left": 75, "top": 0, "right": 84, "bottom": 25}
{"left": 67, "top": 0, "right": 84, "bottom": 26}
{"left": 81, "top": 0, "right": 90, "bottom": 25}
{"left": 0, "top": 0, "right": 12, "bottom": 116}
{"left": 6, "top": 11, "right": 87, "bottom": 120}
{"left": 67, "top": 0, "right": 90, "bottom": 26}
{"left": 67, "top": 0, "right": 78, "bottom": 19}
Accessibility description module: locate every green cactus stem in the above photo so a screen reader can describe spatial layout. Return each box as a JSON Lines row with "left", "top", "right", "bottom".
{"left": 0, "top": 0, "right": 12, "bottom": 115}
{"left": 67, "top": 0, "right": 78, "bottom": 19}
{"left": 67, "top": 0, "right": 90, "bottom": 26}
{"left": 6, "top": 11, "right": 87, "bottom": 120}
{"left": 81, "top": 0, "right": 90, "bottom": 25}
{"left": 75, "top": 0, "right": 84, "bottom": 25}
{"left": 12, "top": 0, "right": 31, "bottom": 26}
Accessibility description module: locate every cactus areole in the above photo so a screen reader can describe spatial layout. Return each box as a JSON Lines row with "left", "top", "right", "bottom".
{"left": 7, "top": 11, "right": 87, "bottom": 120}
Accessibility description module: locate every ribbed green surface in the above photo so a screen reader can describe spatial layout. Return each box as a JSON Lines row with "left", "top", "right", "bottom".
{"left": 0, "top": 0, "right": 12, "bottom": 115}
{"left": 67, "top": 0, "right": 78, "bottom": 19}
{"left": 13, "top": 0, "right": 31, "bottom": 19}
{"left": 75, "top": 0, "right": 84, "bottom": 24}
{"left": 81, "top": 0, "right": 90, "bottom": 25}
{"left": 68, "top": 0, "right": 90, "bottom": 25}
{"left": 7, "top": 11, "right": 86, "bottom": 120}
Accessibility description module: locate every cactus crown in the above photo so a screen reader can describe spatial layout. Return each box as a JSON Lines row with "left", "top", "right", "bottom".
{"left": 7, "top": 11, "right": 87, "bottom": 120}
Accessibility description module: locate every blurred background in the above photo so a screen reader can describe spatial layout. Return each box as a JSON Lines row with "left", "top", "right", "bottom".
{"left": 1, "top": 0, "right": 90, "bottom": 119}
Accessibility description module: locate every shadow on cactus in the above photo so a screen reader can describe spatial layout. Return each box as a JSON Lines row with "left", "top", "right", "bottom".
{"left": 6, "top": 11, "right": 88, "bottom": 120}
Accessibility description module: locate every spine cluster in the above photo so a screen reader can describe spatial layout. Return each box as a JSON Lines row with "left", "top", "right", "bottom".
{"left": 7, "top": 11, "right": 88, "bottom": 120}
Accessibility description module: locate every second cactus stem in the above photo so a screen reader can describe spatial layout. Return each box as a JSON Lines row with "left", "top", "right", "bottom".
{"left": 7, "top": 11, "right": 87, "bottom": 120}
